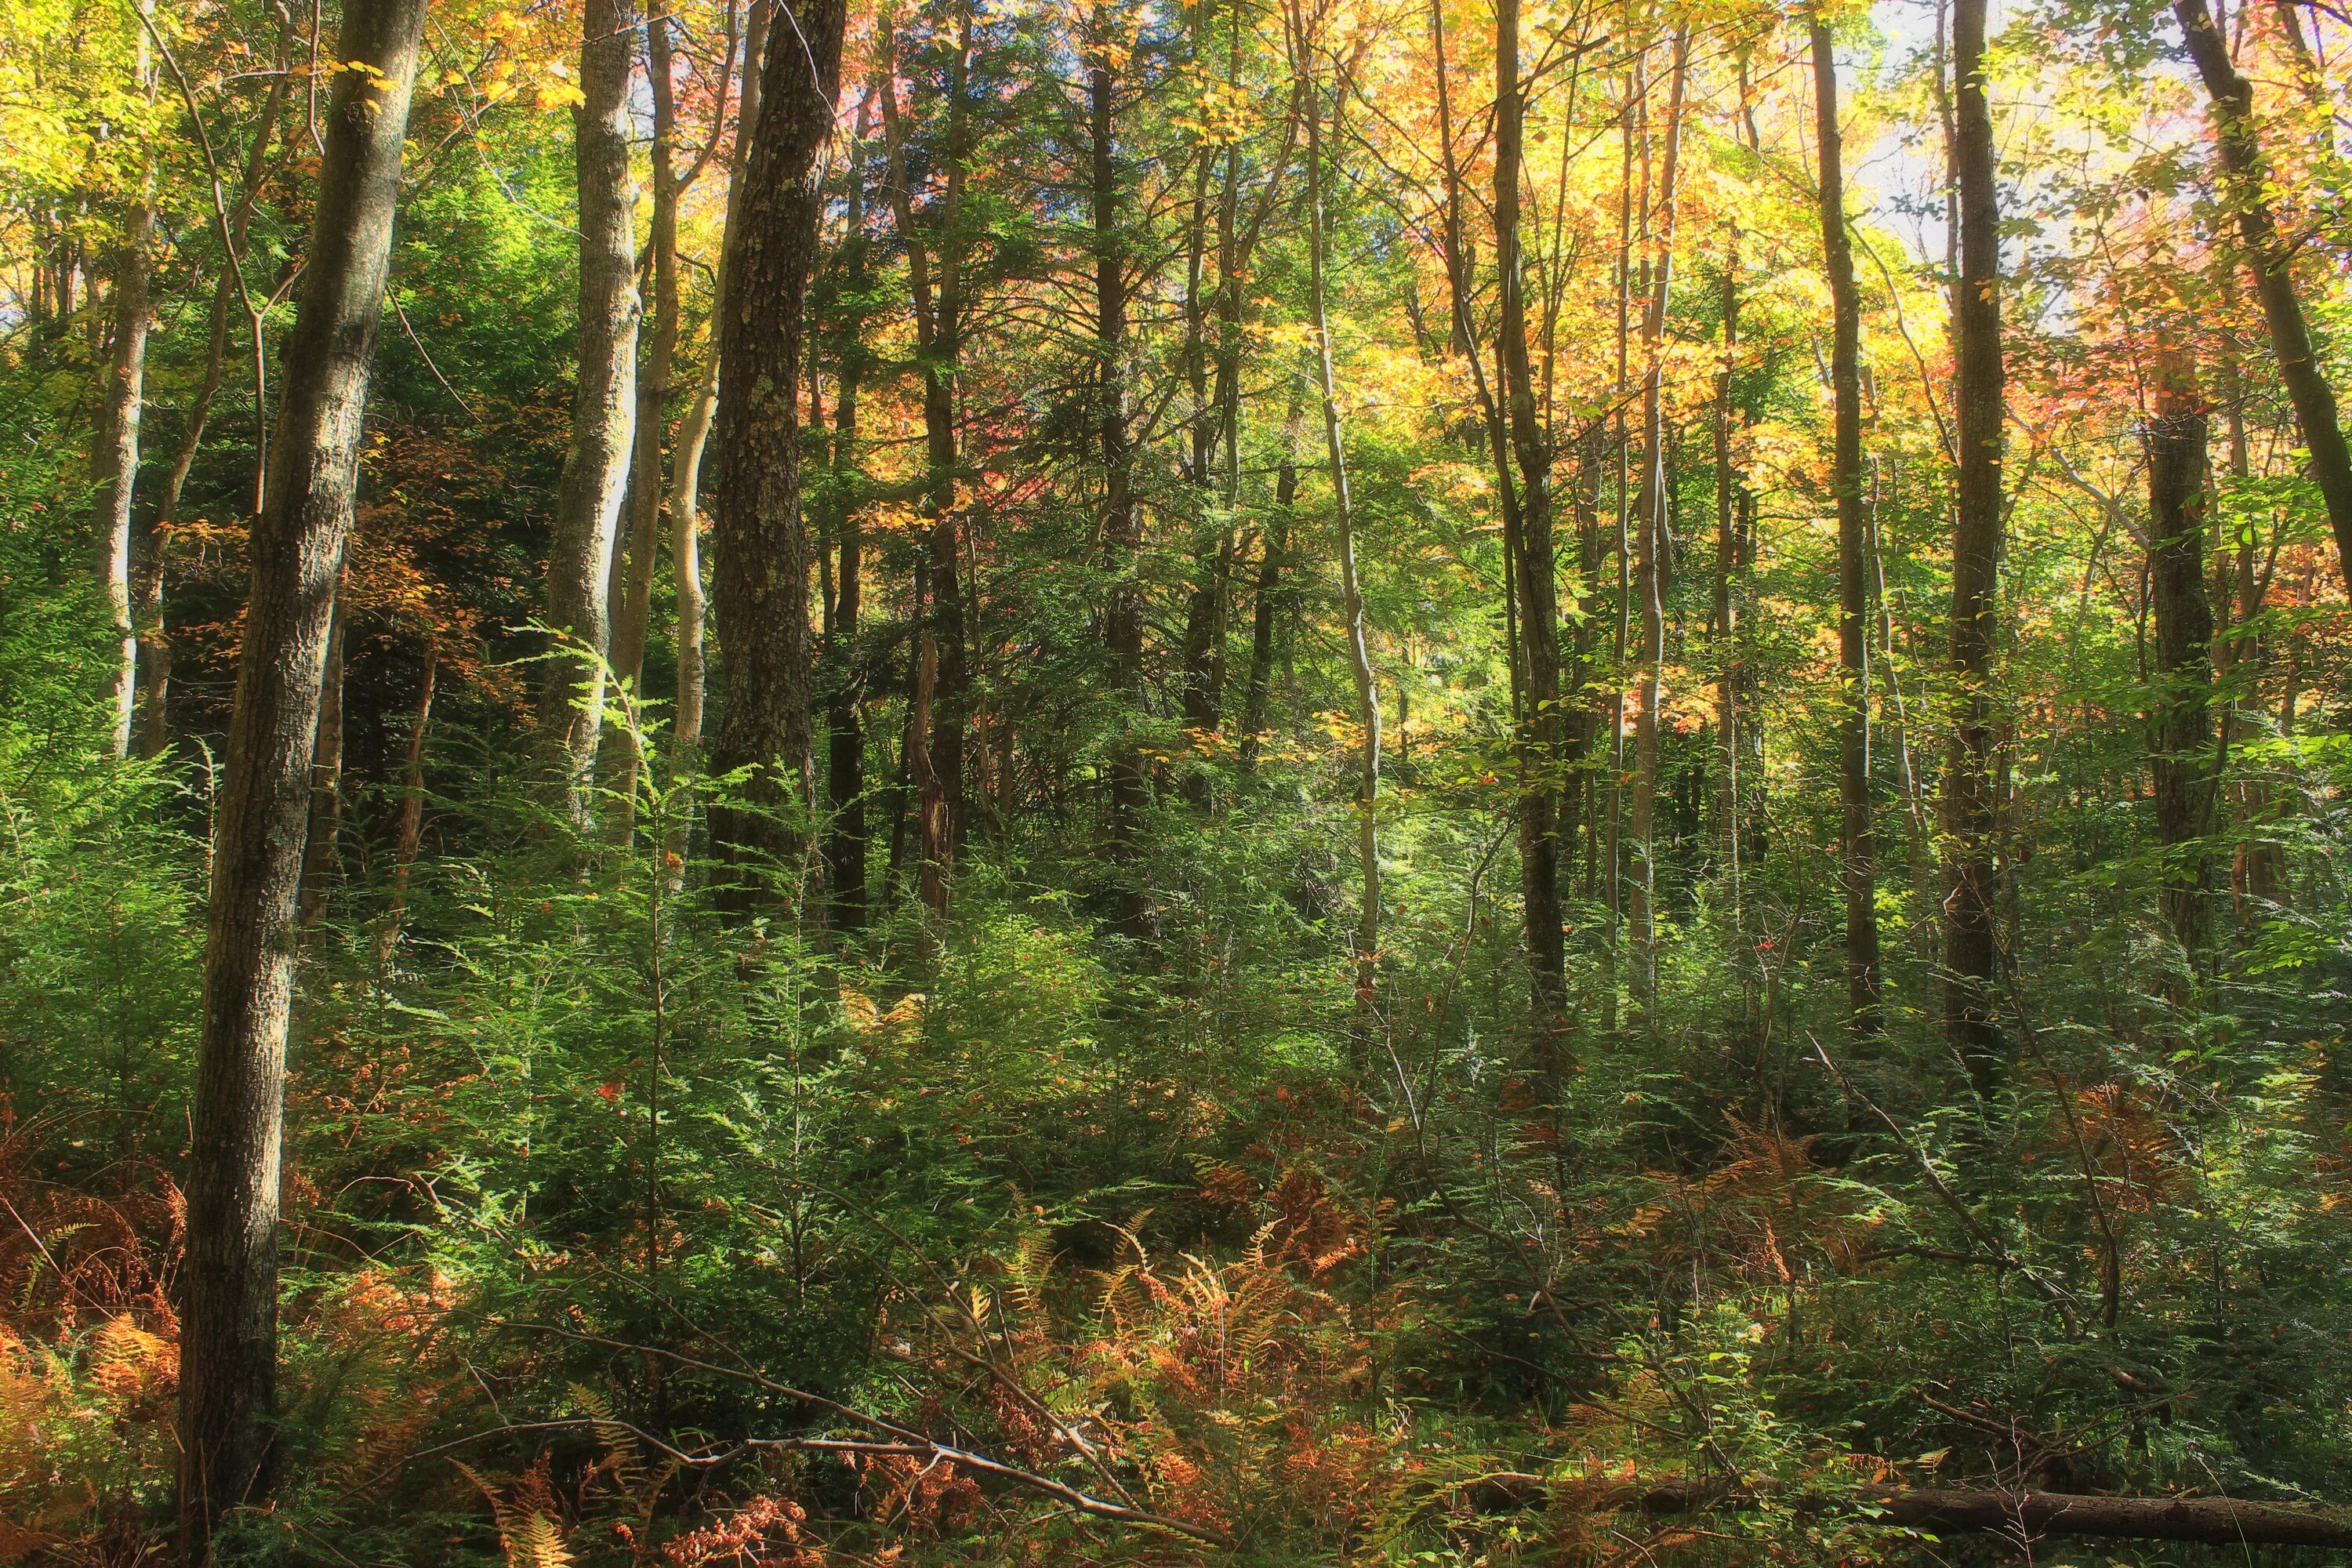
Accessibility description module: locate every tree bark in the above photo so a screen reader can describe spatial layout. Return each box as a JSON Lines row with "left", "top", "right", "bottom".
{"left": 1712, "top": 250, "right": 1744, "bottom": 927}
{"left": 376, "top": 634, "right": 437, "bottom": 967}
{"left": 823, "top": 102, "right": 873, "bottom": 933}
{"left": 1297, "top": 9, "right": 1380, "bottom": 1014}
{"left": 1812, "top": 17, "right": 1882, "bottom": 1037}
{"left": 177, "top": 1, "right": 424, "bottom": 1550}
{"left": 880, "top": 12, "right": 973, "bottom": 913}
{"left": 668, "top": 0, "right": 770, "bottom": 884}
{"left": 1628, "top": 31, "right": 1690, "bottom": 1014}
{"left": 706, "top": 0, "right": 848, "bottom": 907}
{"left": 297, "top": 597, "right": 344, "bottom": 927}
{"left": 541, "top": 0, "right": 642, "bottom": 826}
{"left": 1239, "top": 399, "right": 1302, "bottom": 772}
{"left": 136, "top": 67, "right": 289, "bottom": 762}
{"left": 1094, "top": 41, "right": 1152, "bottom": 942}
{"left": 2172, "top": 0, "right": 2352, "bottom": 578}
{"left": 94, "top": 20, "right": 154, "bottom": 764}
{"left": 1945, "top": 0, "right": 2004, "bottom": 1085}
{"left": 2147, "top": 347, "right": 2215, "bottom": 952}
{"left": 605, "top": 0, "right": 686, "bottom": 840}
{"left": 1494, "top": 0, "right": 1565, "bottom": 1014}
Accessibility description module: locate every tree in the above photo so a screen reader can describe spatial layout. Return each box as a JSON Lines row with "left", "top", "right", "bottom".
{"left": 178, "top": 0, "right": 426, "bottom": 1548}
{"left": 2172, "top": 0, "right": 2352, "bottom": 579}
{"left": 706, "top": 0, "right": 849, "bottom": 902}
{"left": 1945, "top": 0, "right": 2004, "bottom": 1083}
{"left": 541, "top": 0, "right": 642, "bottom": 825}
{"left": 1810, "top": 13, "right": 1880, "bottom": 1036}
{"left": 2146, "top": 343, "right": 2214, "bottom": 951}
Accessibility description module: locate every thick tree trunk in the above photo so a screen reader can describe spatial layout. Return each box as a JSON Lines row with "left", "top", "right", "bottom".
{"left": 706, "top": 0, "right": 848, "bottom": 907}
{"left": 1628, "top": 31, "right": 1689, "bottom": 1014}
{"left": 2147, "top": 347, "right": 2215, "bottom": 952}
{"left": 177, "top": 2, "right": 423, "bottom": 1551}
{"left": 1298, "top": 15, "right": 1381, "bottom": 1014}
{"left": 541, "top": 0, "right": 642, "bottom": 826}
{"left": 1494, "top": 0, "right": 1564, "bottom": 1014}
{"left": 667, "top": 0, "right": 768, "bottom": 884}
{"left": 1812, "top": 18, "right": 1882, "bottom": 1037}
{"left": 2172, "top": 0, "right": 2352, "bottom": 577}
{"left": 297, "top": 599, "right": 344, "bottom": 927}
{"left": 1945, "top": 0, "right": 2005, "bottom": 1086}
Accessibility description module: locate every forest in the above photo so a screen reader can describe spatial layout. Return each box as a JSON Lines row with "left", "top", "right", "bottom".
{"left": 2, "top": 0, "right": 2351, "bottom": 1558}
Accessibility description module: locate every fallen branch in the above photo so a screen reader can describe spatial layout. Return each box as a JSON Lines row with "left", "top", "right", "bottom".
{"left": 491, "top": 1320, "right": 1233, "bottom": 1548}
{"left": 1458, "top": 1474, "right": 2352, "bottom": 1548}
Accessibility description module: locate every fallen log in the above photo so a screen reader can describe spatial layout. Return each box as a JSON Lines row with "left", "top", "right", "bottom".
{"left": 1460, "top": 1474, "right": 2352, "bottom": 1548}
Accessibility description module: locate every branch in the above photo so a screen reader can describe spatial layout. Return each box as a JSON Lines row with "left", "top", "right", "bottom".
{"left": 1461, "top": 1475, "right": 2352, "bottom": 1548}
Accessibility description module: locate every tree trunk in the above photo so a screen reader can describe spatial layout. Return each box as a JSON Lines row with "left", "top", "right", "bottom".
{"left": 1712, "top": 251, "right": 1743, "bottom": 926}
{"left": 605, "top": 0, "right": 685, "bottom": 840}
{"left": 1239, "top": 399, "right": 1301, "bottom": 772}
{"left": 1628, "top": 31, "right": 1690, "bottom": 1014}
{"left": 94, "top": 73, "right": 154, "bottom": 763}
{"left": 667, "top": 0, "right": 769, "bottom": 884}
{"left": 297, "top": 598, "right": 344, "bottom": 927}
{"left": 1494, "top": 0, "right": 1564, "bottom": 1014}
{"left": 2172, "top": 0, "right": 2352, "bottom": 578}
{"left": 824, "top": 104, "right": 873, "bottom": 934}
{"left": 541, "top": 0, "right": 642, "bottom": 826}
{"left": 376, "top": 634, "right": 437, "bottom": 967}
{"left": 1298, "top": 11, "right": 1381, "bottom": 1014}
{"left": 880, "top": 11, "right": 973, "bottom": 913}
{"left": 1812, "top": 17, "right": 1882, "bottom": 1037}
{"left": 136, "top": 67, "right": 287, "bottom": 762}
{"left": 2147, "top": 346, "right": 2214, "bottom": 952}
{"left": 1946, "top": 0, "right": 2005, "bottom": 1086}
{"left": 1095, "top": 45, "right": 1152, "bottom": 942}
{"left": 178, "top": 2, "right": 424, "bottom": 1550}
{"left": 706, "top": 0, "right": 848, "bottom": 907}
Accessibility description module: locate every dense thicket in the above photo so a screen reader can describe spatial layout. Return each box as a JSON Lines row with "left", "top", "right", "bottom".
{"left": 3, "top": 0, "right": 2351, "bottom": 1561}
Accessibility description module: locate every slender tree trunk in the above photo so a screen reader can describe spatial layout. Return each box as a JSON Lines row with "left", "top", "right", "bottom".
{"left": 1812, "top": 16, "right": 1882, "bottom": 1036}
{"left": 825, "top": 106, "right": 873, "bottom": 933}
{"left": 1713, "top": 250, "right": 1743, "bottom": 925}
{"left": 1298, "top": 12, "right": 1380, "bottom": 1013}
{"left": 1947, "top": 0, "right": 2005, "bottom": 1084}
{"left": 707, "top": 0, "right": 848, "bottom": 907}
{"left": 880, "top": 11, "right": 973, "bottom": 913}
{"left": 95, "top": 28, "right": 154, "bottom": 762}
{"left": 2173, "top": 0, "right": 2352, "bottom": 576}
{"left": 910, "top": 634, "right": 946, "bottom": 916}
{"left": 298, "top": 598, "right": 344, "bottom": 927}
{"left": 2147, "top": 347, "right": 2215, "bottom": 953}
{"left": 178, "top": 3, "right": 423, "bottom": 1550}
{"left": 1094, "top": 43, "right": 1152, "bottom": 942}
{"left": 376, "top": 634, "right": 437, "bottom": 967}
{"left": 541, "top": 0, "right": 642, "bottom": 826}
{"left": 1240, "top": 398, "right": 1302, "bottom": 771}
{"left": 1628, "top": 31, "right": 1689, "bottom": 1014}
{"left": 1494, "top": 0, "right": 1565, "bottom": 1014}
{"left": 137, "top": 68, "right": 286, "bottom": 761}
{"left": 606, "top": 0, "right": 685, "bottom": 840}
